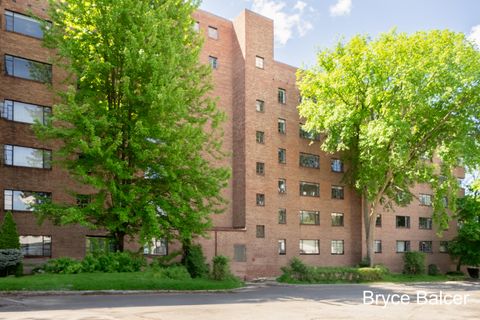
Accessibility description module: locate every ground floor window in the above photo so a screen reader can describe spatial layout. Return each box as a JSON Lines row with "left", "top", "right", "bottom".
{"left": 20, "top": 235, "right": 51, "bottom": 257}
{"left": 143, "top": 238, "right": 168, "bottom": 256}
{"left": 234, "top": 244, "right": 246, "bottom": 262}
{"left": 374, "top": 240, "right": 382, "bottom": 253}
{"left": 86, "top": 236, "right": 116, "bottom": 254}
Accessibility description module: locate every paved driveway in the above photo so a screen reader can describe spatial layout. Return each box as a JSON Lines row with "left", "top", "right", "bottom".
{"left": 0, "top": 281, "right": 479, "bottom": 320}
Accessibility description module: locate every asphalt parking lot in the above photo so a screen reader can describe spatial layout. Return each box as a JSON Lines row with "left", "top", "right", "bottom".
{"left": 0, "top": 281, "right": 479, "bottom": 320}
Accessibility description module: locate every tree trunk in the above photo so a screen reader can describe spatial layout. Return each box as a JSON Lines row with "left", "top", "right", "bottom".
{"left": 114, "top": 232, "right": 125, "bottom": 252}
{"left": 363, "top": 193, "right": 376, "bottom": 267}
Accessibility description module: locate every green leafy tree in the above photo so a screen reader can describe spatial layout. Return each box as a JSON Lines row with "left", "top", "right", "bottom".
{"left": 297, "top": 30, "right": 480, "bottom": 266}
{"left": 0, "top": 212, "right": 20, "bottom": 250}
{"left": 34, "top": 0, "right": 230, "bottom": 250}
{"left": 449, "top": 185, "right": 480, "bottom": 270}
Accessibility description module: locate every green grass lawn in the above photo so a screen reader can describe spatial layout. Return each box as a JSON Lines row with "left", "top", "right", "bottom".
{"left": 381, "top": 273, "right": 466, "bottom": 283}
{"left": 0, "top": 272, "right": 243, "bottom": 291}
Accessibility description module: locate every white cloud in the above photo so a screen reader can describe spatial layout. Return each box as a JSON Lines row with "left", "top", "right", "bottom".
{"left": 329, "top": 0, "right": 352, "bottom": 17}
{"left": 468, "top": 25, "right": 480, "bottom": 47}
{"left": 251, "top": 0, "right": 313, "bottom": 46}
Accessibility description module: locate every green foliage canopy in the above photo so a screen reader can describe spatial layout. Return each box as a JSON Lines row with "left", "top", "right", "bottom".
{"left": 34, "top": 0, "right": 230, "bottom": 249}
{"left": 297, "top": 30, "right": 480, "bottom": 264}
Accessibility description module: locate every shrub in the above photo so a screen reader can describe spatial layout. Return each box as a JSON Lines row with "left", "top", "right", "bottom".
{"left": 358, "top": 268, "right": 383, "bottom": 281}
{"left": 159, "top": 265, "right": 191, "bottom": 280}
{"left": 373, "top": 264, "right": 390, "bottom": 275}
{"left": 211, "top": 255, "right": 234, "bottom": 281}
{"left": 44, "top": 257, "right": 83, "bottom": 274}
{"left": 149, "top": 251, "right": 182, "bottom": 268}
{"left": 446, "top": 271, "right": 464, "bottom": 276}
{"left": 358, "top": 257, "right": 370, "bottom": 268}
{"left": 428, "top": 264, "right": 439, "bottom": 276}
{"left": 403, "top": 251, "right": 426, "bottom": 275}
{"left": 182, "top": 244, "right": 209, "bottom": 278}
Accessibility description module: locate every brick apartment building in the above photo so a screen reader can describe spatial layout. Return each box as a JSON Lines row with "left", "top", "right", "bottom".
{"left": 0, "top": 1, "right": 464, "bottom": 278}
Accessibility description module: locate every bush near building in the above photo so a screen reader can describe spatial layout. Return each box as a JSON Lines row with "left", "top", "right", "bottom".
{"left": 0, "top": 212, "right": 22, "bottom": 277}
{"left": 403, "top": 252, "right": 426, "bottom": 275}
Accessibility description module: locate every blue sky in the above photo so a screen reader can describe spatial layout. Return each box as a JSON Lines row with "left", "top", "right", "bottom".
{"left": 200, "top": 0, "right": 480, "bottom": 68}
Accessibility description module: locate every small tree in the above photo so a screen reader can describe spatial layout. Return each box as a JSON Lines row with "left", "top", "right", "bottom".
{"left": 449, "top": 188, "right": 480, "bottom": 270}
{"left": 0, "top": 212, "right": 20, "bottom": 250}
{"left": 0, "top": 213, "right": 22, "bottom": 277}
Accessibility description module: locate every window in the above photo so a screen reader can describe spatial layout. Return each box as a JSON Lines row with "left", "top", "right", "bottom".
{"left": 300, "top": 181, "right": 319, "bottom": 197}
{"left": 76, "top": 194, "right": 92, "bottom": 208}
{"left": 278, "top": 88, "right": 286, "bottom": 104}
{"left": 256, "top": 162, "right": 265, "bottom": 175}
{"left": 4, "top": 55, "right": 52, "bottom": 83}
{"left": 256, "top": 100, "right": 264, "bottom": 112}
{"left": 374, "top": 240, "right": 382, "bottom": 253}
{"left": 331, "top": 240, "right": 344, "bottom": 255}
{"left": 278, "top": 239, "right": 286, "bottom": 255}
{"left": 20, "top": 235, "right": 51, "bottom": 257}
{"left": 419, "top": 217, "right": 433, "bottom": 230}
{"left": 299, "top": 153, "right": 319, "bottom": 169}
{"left": 278, "top": 148, "right": 286, "bottom": 164}
{"left": 255, "top": 56, "right": 264, "bottom": 69}
{"left": 376, "top": 214, "right": 382, "bottom": 227}
{"left": 208, "top": 26, "right": 218, "bottom": 39}
{"left": 256, "top": 131, "right": 264, "bottom": 144}
{"left": 439, "top": 241, "right": 449, "bottom": 253}
{"left": 300, "top": 239, "right": 319, "bottom": 254}
{"left": 208, "top": 56, "right": 218, "bottom": 69}
{"left": 4, "top": 145, "right": 52, "bottom": 169}
{"left": 331, "top": 186, "right": 344, "bottom": 199}
{"left": 278, "top": 208, "right": 286, "bottom": 224}
{"left": 396, "top": 240, "right": 411, "bottom": 253}
{"left": 331, "top": 159, "right": 343, "bottom": 172}
{"left": 4, "top": 189, "right": 50, "bottom": 211}
{"left": 396, "top": 215, "right": 410, "bottom": 228}
{"left": 419, "top": 241, "right": 433, "bottom": 253}
{"left": 278, "top": 118, "right": 286, "bottom": 134}
{"left": 256, "top": 193, "right": 265, "bottom": 206}
{"left": 278, "top": 178, "right": 286, "bottom": 193}
{"left": 1, "top": 99, "right": 51, "bottom": 124}
{"left": 234, "top": 244, "right": 246, "bottom": 262}
{"left": 331, "top": 213, "right": 344, "bottom": 226}
{"left": 299, "top": 125, "right": 320, "bottom": 140}
{"left": 143, "top": 238, "right": 168, "bottom": 255}
{"left": 419, "top": 194, "right": 432, "bottom": 206}
{"left": 300, "top": 210, "right": 320, "bottom": 225}
{"left": 193, "top": 21, "right": 200, "bottom": 32}
{"left": 5, "top": 10, "right": 47, "bottom": 39}
{"left": 256, "top": 225, "right": 265, "bottom": 238}
{"left": 86, "top": 236, "right": 115, "bottom": 254}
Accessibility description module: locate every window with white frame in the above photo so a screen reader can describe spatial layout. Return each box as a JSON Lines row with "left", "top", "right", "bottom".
{"left": 208, "top": 26, "right": 218, "bottom": 39}
{"left": 300, "top": 210, "right": 320, "bottom": 225}
{"left": 278, "top": 239, "right": 286, "bottom": 255}
{"left": 419, "top": 217, "right": 433, "bottom": 230}
{"left": 278, "top": 118, "right": 286, "bottom": 134}
{"left": 374, "top": 240, "right": 382, "bottom": 253}
{"left": 396, "top": 215, "right": 410, "bottom": 228}
{"left": 256, "top": 162, "right": 265, "bottom": 175}
{"left": 278, "top": 148, "right": 286, "bottom": 164}
{"left": 299, "top": 239, "right": 319, "bottom": 254}
{"left": 419, "top": 194, "right": 432, "bottom": 206}
{"left": 256, "top": 99, "right": 264, "bottom": 112}
{"left": 208, "top": 56, "right": 218, "bottom": 69}
{"left": 255, "top": 56, "right": 264, "bottom": 69}
{"left": 331, "top": 240, "right": 344, "bottom": 255}
{"left": 256, "top": 193, "right": 265, "bottom": 206}
{"left": 278, "top": 88, "right": 286, "bottom": 104}
{"left": 4, "top": 145, "right": 51, "bottom": 169}
{"left": 331, "top": 159, "right": 343, "bottom": 172}
{"left": 396, "top": 240, "right": 410, "bottom": 253}
{"left": 278, "top": 208, "right": 286, "bottom": 224}
{"left": 278, "top": 178, "right": 286, "bottom": 193}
